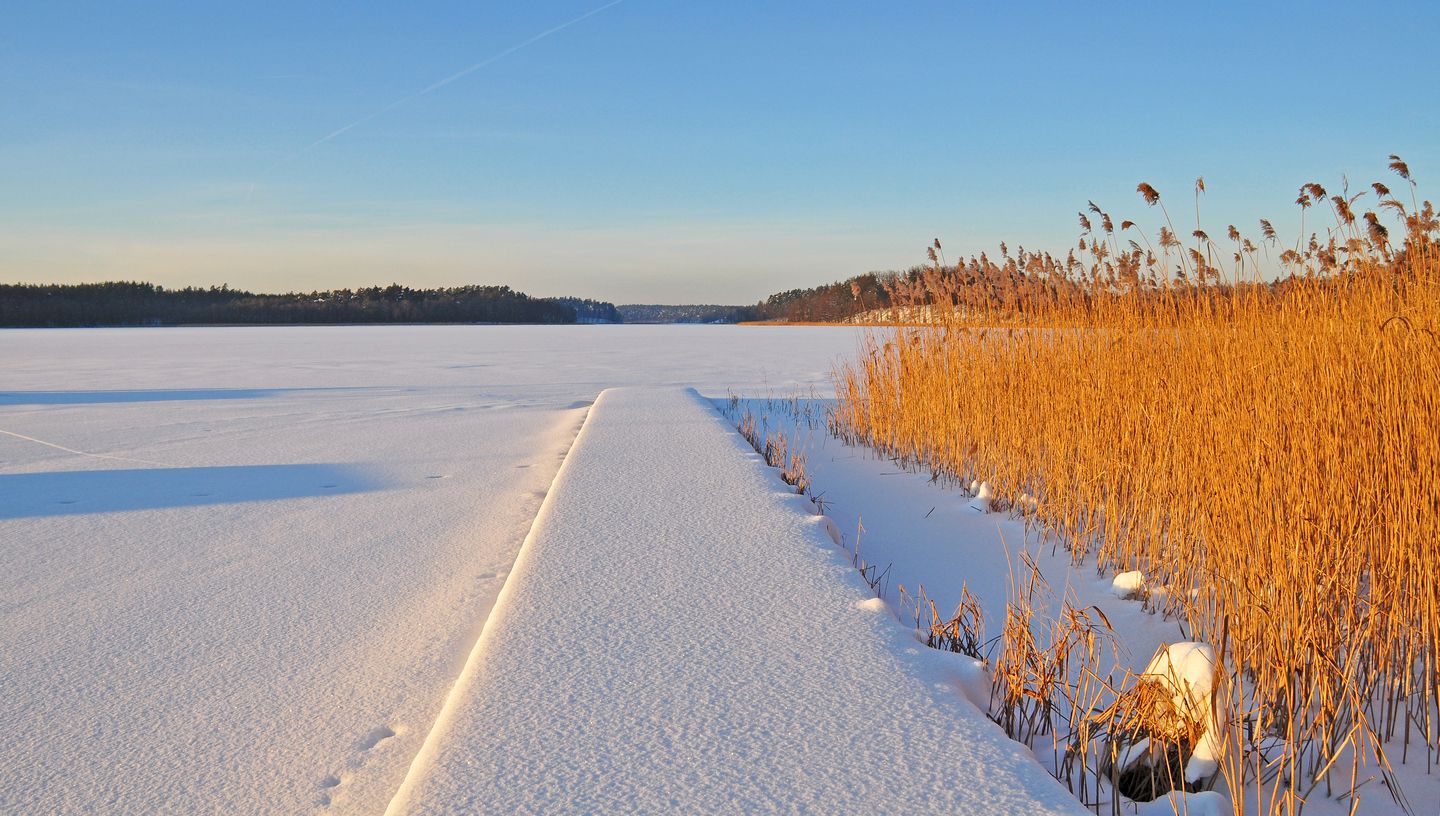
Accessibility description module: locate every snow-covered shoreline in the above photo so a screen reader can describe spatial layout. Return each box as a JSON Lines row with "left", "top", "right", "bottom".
{"left": 730, "top": 397, "right": 1440, "bottom": 816}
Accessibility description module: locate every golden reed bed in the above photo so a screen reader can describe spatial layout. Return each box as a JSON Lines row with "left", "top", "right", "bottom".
{"left": 833, "top": 157, "right": 1438, "bottom": 814}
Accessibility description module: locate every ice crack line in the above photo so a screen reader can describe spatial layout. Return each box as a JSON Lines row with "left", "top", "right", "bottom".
{"left": 0, "top": 428, "right": 172, "bottom": 468}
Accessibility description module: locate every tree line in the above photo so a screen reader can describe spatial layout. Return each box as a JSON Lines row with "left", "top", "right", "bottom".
{"left": 617, "top": 304, "right": 755, "bottom": 323}
{"left": 546, "top": 297, "right": 622, "bottom": 323}
{"left": 0, "top": 273, "right": 962, "bottom": 328}
{"left": 748, "top": 270, "right": 906, "bottom": 323}
{"left": 0, "top": 282, "right": 601, "bottom": 327}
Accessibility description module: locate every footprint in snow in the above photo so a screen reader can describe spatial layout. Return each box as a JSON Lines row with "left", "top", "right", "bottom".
{"left": 316, "top": 724, "right": 400, "bottom": 808}
{"left": 316, "top": 774, "right": 344, "bottom": 807}
{"left": 358, "top": 725, "right": 396, "bottom": 751}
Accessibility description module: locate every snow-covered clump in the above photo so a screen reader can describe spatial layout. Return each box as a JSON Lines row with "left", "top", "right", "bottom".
{"left": 856, "top": 597, "right": 888, "bottom": 613}
{"left": 1141, "top": 642, "right": 1226, "bottom": 784}
{"left": 1112, "top": 570, "right": 1147, "bottom": 600}
{"left": 907, "top": 629, "right": 993, "bottom": 713}
{"left": 969, "top": 481, "right": 995, "bottom": 512}
{"left": 1105, "top": 642, "right": 1227, "bottom": 802}
{"left": 952, "top": 655, "right": 993, "bottom": 713}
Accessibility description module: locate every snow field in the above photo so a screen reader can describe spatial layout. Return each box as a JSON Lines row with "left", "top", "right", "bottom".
{"left": 2, "top": 385, "right": 586, "bottom": 814}
{"left": 0, "top": 326, "right": 860, "bottom": 815}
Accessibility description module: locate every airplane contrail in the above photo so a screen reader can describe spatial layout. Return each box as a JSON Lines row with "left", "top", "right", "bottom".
{"left": 247, "top": 0, "right": 625, "bottom": 196}
{"left": 307, "top": 0, "right": 627, "bottom": 151}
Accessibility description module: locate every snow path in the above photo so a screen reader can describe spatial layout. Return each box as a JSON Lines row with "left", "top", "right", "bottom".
{"left": 388, "top": 388, "right": 1085, "bottom": 815}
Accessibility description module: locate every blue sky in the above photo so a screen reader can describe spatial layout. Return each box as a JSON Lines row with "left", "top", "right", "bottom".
{"left": 3, "top": 1, "right": 1437, "bottom": 303}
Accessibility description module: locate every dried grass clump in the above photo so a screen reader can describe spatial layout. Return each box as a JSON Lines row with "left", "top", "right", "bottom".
{"left": 1103, "top": 677, "right": 1204, "bottom": 802}
{"left": 896, "top": 582, "right": 987, "bottom": 658}
{"left": 928, "top": 583, "right": 986, "bottom": 657}
{"left": 1113, "top": 678, "right": 1204, "bottom": 751}
{"left": 762, "top": 432, "right": 810, "bottom": 495}
{"left": 832, "top": 157, "right": 1440, "bottom": 813}
{"left": 735, "top": 410, "right": 811, "bottom": 495}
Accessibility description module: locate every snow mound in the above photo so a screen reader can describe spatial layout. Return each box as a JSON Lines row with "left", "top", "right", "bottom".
{"left": 856, "top": 597, "right": 888, "bottom": 613}
{"left": 969, "top": 480, "right": 995, "bottom": 512}
{"left": 1112, "top": 570, "right": 1147, "bottom": 599}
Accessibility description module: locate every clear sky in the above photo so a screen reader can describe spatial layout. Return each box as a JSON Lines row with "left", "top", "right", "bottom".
{"left": 3, "top": 1, "right": 1437, "bottom": 303}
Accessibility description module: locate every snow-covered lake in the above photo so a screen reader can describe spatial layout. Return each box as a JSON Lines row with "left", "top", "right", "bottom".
{"left": 0, "top": 325, "right": 861, "bottom": 815}
{"left": 9, "top": 325, "right": 1434, "bottom": 816}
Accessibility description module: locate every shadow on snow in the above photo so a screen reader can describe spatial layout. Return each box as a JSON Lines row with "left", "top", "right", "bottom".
{"left": 0, "top": 464, "right": 388, "bottom": 519}
{"left": 0, "top": 389, "right": 319, "bottom": 405}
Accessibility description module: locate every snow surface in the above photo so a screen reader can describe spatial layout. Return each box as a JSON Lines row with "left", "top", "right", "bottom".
{"left": 727, "top": 398, "right": 1179, "bottom": 670}
{"left": 0, "top": 326, "right": 860, "bottom": 815}
{"left": 385, "top": 387, "right": 1085, "bottom": 815}
{"left": 1136, "top": 791, "right": 1231, "bottom": 816}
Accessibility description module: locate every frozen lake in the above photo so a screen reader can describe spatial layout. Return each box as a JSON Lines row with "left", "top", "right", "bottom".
{"left": 0, "top": 325, "right": 861, "bottom": 815}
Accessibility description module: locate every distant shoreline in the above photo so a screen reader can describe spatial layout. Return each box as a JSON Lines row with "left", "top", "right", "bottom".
{"left": 0, "top": 321, "right": 783, "bottom": 329}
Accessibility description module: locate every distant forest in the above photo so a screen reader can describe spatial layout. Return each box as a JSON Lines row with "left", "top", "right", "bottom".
{"left": 0, "top": 282, "right": 588, "bottom": 327}
{"left": 547, "top": 297, "right": 622, "bottom": 323}
{"left": 618, "top": 304, "right": 755, "bottom": 324}
{"left": 0, "top": 274, "right": 919, "bottom": 328}
{"left": 748, "top": 270, "right": 907, "bottom": 323}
